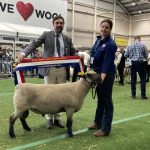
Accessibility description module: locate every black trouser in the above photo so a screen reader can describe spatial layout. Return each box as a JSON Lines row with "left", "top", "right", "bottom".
{"left": 131, "top": 61, "right": 146, "bottom": 97}
{"left": 0, "top": 62, "right": 2, "bottom": 74}
{"left": 117, "top": 65, "right": 125, "bottom": 84}
{"left": 72, "top": 66, "right": 79, "bottom": 82}
{"left": 146, "top": 64, "right": 150, "bottom": 82}
{"left": 94, "top": 72, "right": 115, "bottom": 134}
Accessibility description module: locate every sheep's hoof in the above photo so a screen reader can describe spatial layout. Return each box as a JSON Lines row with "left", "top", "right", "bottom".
{"left": 67, "top": 131, "right": 74, "bottom": 138}
{"left": 69, "top": 134, "right": 74, "bottom": 138}
{"left": 24, "top": 126, "right": 31, "bottom": 131}
{"left": 9, "top": 133, "right": 16, "bottom": 138}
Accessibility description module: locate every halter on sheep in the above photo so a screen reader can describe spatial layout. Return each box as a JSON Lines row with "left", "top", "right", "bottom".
{"left": 9, "top": 70, "right": 101, "bottom": 138}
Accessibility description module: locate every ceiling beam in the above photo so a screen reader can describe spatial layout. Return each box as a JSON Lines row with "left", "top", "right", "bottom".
{"left": 116, "top": 0, "right": 131, "bottom": 16}
{"left": 119, "top": 0, "right": 134, "bottom": 4}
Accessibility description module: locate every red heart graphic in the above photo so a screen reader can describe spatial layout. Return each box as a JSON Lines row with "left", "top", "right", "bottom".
{"left": 16, "top": 1, "right": 34, "bottom": 21}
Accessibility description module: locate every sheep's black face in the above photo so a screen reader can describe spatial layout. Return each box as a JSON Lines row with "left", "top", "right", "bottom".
{"left": 86, "top": 71, "right": 101, "bottom": 85}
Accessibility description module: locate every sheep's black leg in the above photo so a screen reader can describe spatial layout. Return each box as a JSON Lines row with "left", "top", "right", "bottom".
{"left": 21, "top": 110, "right": 29, "bottom": 118}
{"left": 66, "top": 120, "right": 73, "bottom": 137}
{"left": 66, "top": 109, "right": 74, "bottom": 137}
{"left": 20, "top": 110, "right": 31, "bottom": 131}
{"left": 9, "top": 113, "right": 20, "bottom": 138}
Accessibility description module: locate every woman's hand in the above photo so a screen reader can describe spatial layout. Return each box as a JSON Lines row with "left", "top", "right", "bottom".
{"left": 101, "top": 73, "right": 107, "bottom": 82}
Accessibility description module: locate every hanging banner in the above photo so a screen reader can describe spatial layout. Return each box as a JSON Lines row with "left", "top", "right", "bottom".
{"left": 115, "top": 37, "right": 129, "bottom": 47}
{"left": 0, "top": 0, "right": 67, "bottom": 28}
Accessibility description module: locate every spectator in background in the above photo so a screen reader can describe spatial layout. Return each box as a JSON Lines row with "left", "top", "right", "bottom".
{"left": 124, "top": 36, "right": 148, "bottom": 99}
{"left": 114, "top": 49, "right": 120, "bottom": 82}
{"left": 31, "top": 49, "right": 42, "bottom": 76}
{"left": 72, "top": 50, "right": 90, "bottom": 82}
{"left": 32, "top": 49, "right": 41, "bottom": 58}
{"left": 116, "top": 47, "right": 126, "bottom": 85}
{"left": 2, "top": 46, "right": 11, "bottom": 74}
{"left": 124, "top": 53, "right": 132, "bottom": 84}
{"left": 0, "top": 46, "right": 2, "bottom": 75}
{"left": 78, "top": 50, "right": 90, "bottom": 72}
{"left": 6, "top": 47, "right": 13, "bottom": 72}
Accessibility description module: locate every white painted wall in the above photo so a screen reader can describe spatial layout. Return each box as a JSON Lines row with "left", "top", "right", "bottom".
{"left": 74, "top": 32, "right": 93, "bottom": 47}
{"left": 131, "top": 18, "right": 150, "bottom": 35}
{"left": 74, "top": 12, "right": 94, "bottom": 30}
{"left": 66, "top": 0, "right": 130, "bottom": 47}
{"left": 115, "top": 20, "right": 129, "bottom": 36}
{"left": 131, "top": 13, "right": 150, "bottom": 48}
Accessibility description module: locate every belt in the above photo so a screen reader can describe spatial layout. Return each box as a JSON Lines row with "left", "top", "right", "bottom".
{"left": 51, "top": 66, "right": 65, "bottom": 68}
{"left": 132, "top": 60, "right": 144, "bottom": 62}
{"left": 54, "top": 66, "right": 62, "bottom": 68}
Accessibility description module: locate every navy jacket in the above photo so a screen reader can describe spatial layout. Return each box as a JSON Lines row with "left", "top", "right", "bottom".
{"left": 91, "top": 35, "right": 117, "bottom": 74}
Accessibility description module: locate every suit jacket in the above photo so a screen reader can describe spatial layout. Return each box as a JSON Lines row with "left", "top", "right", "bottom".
{"left": 23, "top": 31, "right": 75, "bottom": 76}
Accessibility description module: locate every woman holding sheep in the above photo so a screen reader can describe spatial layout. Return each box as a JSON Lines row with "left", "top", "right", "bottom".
{"left": 88, "top": 19, "right": 117, "bottom": 137}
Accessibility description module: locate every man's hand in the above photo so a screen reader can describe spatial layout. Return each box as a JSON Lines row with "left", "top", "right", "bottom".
{"left": 18, "top": 53, "right": 25, "bottom": 63}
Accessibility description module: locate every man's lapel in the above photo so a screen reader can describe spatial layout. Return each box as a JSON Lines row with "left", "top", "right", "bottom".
{"left": 50, "top": 31, "right": 55, "bottom": 54}
{"left": 62, "top": 34, "right": 68, "bottom": 55}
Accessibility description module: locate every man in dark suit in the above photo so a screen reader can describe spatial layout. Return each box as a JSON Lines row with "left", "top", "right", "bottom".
{"left": 18, "top": 16, "right": 75, "bottom": 129}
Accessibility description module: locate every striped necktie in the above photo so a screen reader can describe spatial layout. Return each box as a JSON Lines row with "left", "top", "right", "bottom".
{"left": 56, "top": 34, "right": 60, "bottom": 56}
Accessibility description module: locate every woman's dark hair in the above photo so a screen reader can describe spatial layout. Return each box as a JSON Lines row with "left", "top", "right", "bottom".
{"left": 53, "top": 16, "right": 65, "bottom": 24}
{"left": 101, "top": 19, "right": 113, "bottom": 30}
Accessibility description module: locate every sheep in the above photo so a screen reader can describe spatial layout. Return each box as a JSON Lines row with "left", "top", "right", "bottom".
{"left": 9, "top": 71, "right": 101, "bottom": 138}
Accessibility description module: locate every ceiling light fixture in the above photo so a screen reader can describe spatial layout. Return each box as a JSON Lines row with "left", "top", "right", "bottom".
{"left": 138, "top": 10, "right": 142, "bottom": 13}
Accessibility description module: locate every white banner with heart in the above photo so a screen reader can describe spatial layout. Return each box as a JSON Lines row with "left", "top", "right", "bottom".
{"left": 0, "top": 0, "right": 67, "bottom": 29}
